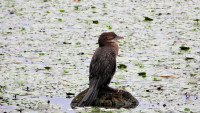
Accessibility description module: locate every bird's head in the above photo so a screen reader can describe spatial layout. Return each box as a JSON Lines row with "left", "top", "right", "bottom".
{"left": 98, "top": 32, "right": 123, "bottom": 47}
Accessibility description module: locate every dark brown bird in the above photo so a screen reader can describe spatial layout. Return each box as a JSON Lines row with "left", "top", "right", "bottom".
{"left": 78, "top": 32, "right": 123, "bottom": 107}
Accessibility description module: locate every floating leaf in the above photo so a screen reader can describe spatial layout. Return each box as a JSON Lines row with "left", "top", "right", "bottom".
{"left": 76, "top": 42, "right": 81, "bottom": 45}
{"left": 77, "top": 52, "right": 84, "bottom": 55}
{"left": 44, "top": 66, "right": 52, "bottom": 70}
{"left": 186, "top": 64, "right": 190, "bottom": 67}
{"left": 58, "top": 18, "right": 62, "bottom": 21}
{"left": 107, "top": 25, "right": 112, "bottom": 29}
{"left": 59, "top": 10, "right": 65, "bottom": 12}
{"left": 135, "top": 63, "right": 144, "bottom": 68}
{"left": 46, "top": 10, "right": 50, "bottom": 13}
{"left": 180, "top": 46, "right": 190, "bottom": 51}
{"left": 114, "top": 81, "right": 120, "bottom": 85}
{"left": 193, "top": 19, "right": 200, "bottom": 22}
{"left": 190, "top": 74, "right": 197, "bottom": 77}
{"left": 74, "top": 5, "right": 79, "bottom": 10}
{"left": 66, "top": 92, "right": 74, "bottom": 95}
{"left": 184, "top": 108, "right": 190, "bottom": 111}
{"left": 185, "top": 57, "right": 194, "bottom": 60}
{"left": 118, "top": 64, "right": 127, "bottom": 69}
{"left": 158, "top": 60, "right": 164, "bottom": 62}
{"left": 193, "top": 19, "right": 199, "bottom": 25}
{"left": 93, "top": 20, "right": 99, "bottom": 24}
{"left": 153, "top": 78, "right": 157, "bottom": 81}
{"left": 91, "top": 6, "right": 96, "bottom": 9}
{"left": 8, "top": 10, "right": 15, "bottom": 14}
{"left": 64, "top": 70, "right": 69, "bottom": 73}
{"left": 153, "top": 77, "right": 161, "bottom": 81}
{"left": 63, "top": 42, "right": 71, "bottom": 44}
{"left": 20, "top": 28, "right": 25, "bottom": 31}
{"left": 39, "top": 53, "right": 45, "bottom": 55}
{"left": 66, "top": 92, "right": 75, "bottom": 98}
{"left": 138, "top": 72, "right": 146, "bottom": 77}
{"left": 144, "top": 16, "right": 153, "bottom": 21}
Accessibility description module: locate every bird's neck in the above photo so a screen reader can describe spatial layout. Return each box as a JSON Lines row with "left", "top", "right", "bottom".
{"left": 99, "top": 42, "right": 119, "bottom": 56}
{"left": 114, "top": 43, "right": 119, "bottom": 56}
{"left": 110, "top": 42, "right": 119, "bottom": 56}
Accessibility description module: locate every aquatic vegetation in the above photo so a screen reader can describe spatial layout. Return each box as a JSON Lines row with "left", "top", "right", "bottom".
{"left": 0, "top": 0, "right": 199, "bottom": 112}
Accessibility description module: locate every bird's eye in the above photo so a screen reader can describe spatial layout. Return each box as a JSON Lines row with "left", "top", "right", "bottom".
{"left": 113, "top": 35, "right": 116, "bottom": 38}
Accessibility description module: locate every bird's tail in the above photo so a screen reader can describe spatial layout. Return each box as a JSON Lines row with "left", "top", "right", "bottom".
{"left": 78, "top": 83, "right": 99, "bottom": 107}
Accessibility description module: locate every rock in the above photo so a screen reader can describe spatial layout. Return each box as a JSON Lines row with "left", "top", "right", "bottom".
{"left": 70, "top": 87, "right": 139, "bottom": 108}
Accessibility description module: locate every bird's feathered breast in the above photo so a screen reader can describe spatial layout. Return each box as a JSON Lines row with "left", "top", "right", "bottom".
{"left": 89, "top": 46, "right": 117, "bottom": 82}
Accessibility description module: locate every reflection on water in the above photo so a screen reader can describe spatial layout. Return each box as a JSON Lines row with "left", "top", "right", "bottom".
{"left": 182, "top": 94, "right": 197, "bottom": 101}
{"left": 41, "top": 96, "right": 75, "bottom": 113}
{"left": 2, "top": 104, "right": 20, "bottom": 110}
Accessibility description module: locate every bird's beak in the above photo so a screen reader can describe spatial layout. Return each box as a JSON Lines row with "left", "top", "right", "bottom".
{"left": 114, "top": 36, "right": 124, "bottom": 40}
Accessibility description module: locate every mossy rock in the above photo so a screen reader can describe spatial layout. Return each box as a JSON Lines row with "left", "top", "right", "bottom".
{"left": 70, "top": 87, "right": 139, "bottom": 108}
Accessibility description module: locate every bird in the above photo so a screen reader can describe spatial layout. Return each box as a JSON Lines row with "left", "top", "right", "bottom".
{"left": 78, "top": 32, "right": 123, "bottom": 107}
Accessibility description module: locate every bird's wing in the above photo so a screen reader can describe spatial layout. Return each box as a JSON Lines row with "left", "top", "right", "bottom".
{"left": 89, "top": 47, "right": 116, "bottom": 88}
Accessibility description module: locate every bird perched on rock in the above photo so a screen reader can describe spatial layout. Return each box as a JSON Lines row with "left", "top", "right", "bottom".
{"left": 78, "top": 32, "right": 123, "bottom": 107}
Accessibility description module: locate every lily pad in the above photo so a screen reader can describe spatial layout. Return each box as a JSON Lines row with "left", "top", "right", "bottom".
{"left": 180, "top": 46, "right": 190, "bottom": 51}
{"left": 144, "top": 16, "right": 153, "bottom": 21}
{"left": 138, "top": 72, "right": 146, "bottom": 77}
